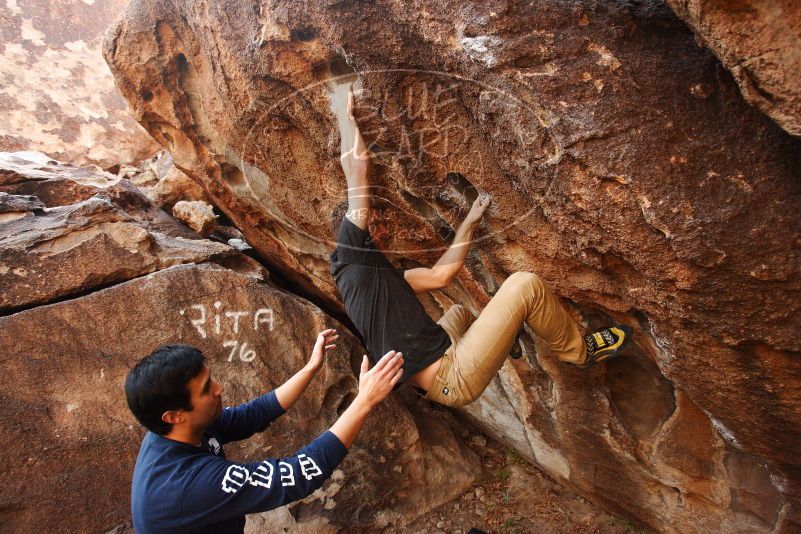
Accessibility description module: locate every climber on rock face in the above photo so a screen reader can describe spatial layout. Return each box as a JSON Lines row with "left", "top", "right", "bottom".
{"left": 124, "top": 330, "right": 403, "bottom": 533}
{"left": 328, "top": 85, "right": 632, "bottom": 407}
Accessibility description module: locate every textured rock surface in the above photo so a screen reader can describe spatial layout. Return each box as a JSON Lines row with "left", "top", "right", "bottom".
{"left": 0, "top": 0, "right": 159, "bottom": 167}
{"left": 109, "top": 149, "right": 214, "bottom": 210}
{"left": 173, "top": 199, "right": 218, "bottom": 236}
{"left": 104, "top": 1, "right": 801, "bottom": 532}
{"left": 0, "top": 194, "right": 236, "bottom": 313}
{"left": 147, "top": 163, "right": 212, "bottom": 210}
{"left": 665, "top": 0, "right": 801, "bottom": 137}
{"left": 0, "top": 189, "right": 44, "bottom": 223}
{"left": 0, "top": 151, "right": 120, "bottom": 206}
{"left": 0, "top": 153, "right": 240, "bottom": 313}
{"left": 0, "top": 263, "right": 480, "bottom": 533}
{"left": 0, "top": 159, "right": 480, "bottom": 532}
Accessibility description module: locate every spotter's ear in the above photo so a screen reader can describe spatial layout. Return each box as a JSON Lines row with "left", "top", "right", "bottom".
{"left": 161, "top": 410, "right": 183, "bottom": 425}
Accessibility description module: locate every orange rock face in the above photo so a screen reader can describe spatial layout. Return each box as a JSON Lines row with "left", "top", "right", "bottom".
{"left": 102, "top": 1, "right": 801, "bottom": 531}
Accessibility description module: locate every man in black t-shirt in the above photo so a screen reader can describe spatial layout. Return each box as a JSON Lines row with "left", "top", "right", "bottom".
{"left": 328, "top": 85, "right": 632, "bottom": 407}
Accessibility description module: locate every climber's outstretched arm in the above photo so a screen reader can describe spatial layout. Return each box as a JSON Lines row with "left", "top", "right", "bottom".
{"left": 404, "top": 194, "right": 492, "bottom": 294}
{"left": 334, "top": 85, "right": 371, "bottom": 230}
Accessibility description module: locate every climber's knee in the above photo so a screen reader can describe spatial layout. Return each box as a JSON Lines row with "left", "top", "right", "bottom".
{"left": 504, "top": 271, "right": 543, "bottom": 291}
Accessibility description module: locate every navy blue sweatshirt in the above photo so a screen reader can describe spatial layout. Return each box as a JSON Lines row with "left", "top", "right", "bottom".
{"left": 131, "top": 391, "right": 348, "bottom": 533}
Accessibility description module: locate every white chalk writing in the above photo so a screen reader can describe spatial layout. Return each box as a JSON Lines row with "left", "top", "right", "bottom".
{"left": 179, "top": 302, "right": 274, "bottom": 363}
{"left": 223, "top": 340, "right": 256, "bottom": 362}
{"left": 254, "top": 309, "right": 273, "bottom": 331}
{"left": 226, "top": 310, "right": 249, "bottom": 334}
{"left": 178, "top": 304, "right": 208, "bottom": 339}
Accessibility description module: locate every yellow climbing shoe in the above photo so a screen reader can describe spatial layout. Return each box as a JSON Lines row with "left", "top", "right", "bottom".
{"left": 577, "top": 325, "right": 632, "bottom": 368}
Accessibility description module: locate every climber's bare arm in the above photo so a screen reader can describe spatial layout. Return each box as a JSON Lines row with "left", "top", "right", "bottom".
{"left": 334, "top": 85, "right": 371, "bottom": 230}
{"left": 404, "top": 194, "right": 492, "bottom": 294}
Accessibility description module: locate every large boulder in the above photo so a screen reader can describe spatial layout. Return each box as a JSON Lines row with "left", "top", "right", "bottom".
{"left": 0, "top": 263, "right": 480, "bottom": 532}
{"left": 103, "top": 1, "right": 801, "bottom": 531}
{"left": 0, "top": 152, "right": 248, "bottom": 313}
{"left": 0, "top": 193, "right": 235, "bottom": 313}
{"left": 665, "top": 0, "right": 801, "bottom": 137}
{"left": 0, "top": 0, "right": 159, "bottom": 167}
{"left": 0, "top": 158, "right": 480, "bottom": 532}
{"left": 0, "top": 151, "right": 120, "bottom": 206}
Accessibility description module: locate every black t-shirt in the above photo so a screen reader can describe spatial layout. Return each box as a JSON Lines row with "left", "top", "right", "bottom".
{"left": 330, "top": 218, "right": 451, "bottom": 383}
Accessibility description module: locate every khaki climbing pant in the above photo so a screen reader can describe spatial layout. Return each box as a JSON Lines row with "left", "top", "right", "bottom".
{"left": 424, "top": 272, "right": 587, "bottom": 407}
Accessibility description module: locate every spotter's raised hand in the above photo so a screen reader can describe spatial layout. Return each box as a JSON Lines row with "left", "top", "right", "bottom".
{"left": 308, "top": 328, "right": 339, "bottom": 371}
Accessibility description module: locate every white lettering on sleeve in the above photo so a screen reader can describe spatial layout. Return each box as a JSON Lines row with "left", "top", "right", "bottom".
{"left": 208, "top": 437, "right": 221, "bottom": 455}
{"left": 221, "top": 465, "right": 250, "bottom": 494}
{"left": 249, "top": 461, "right": 274, "bottom": 489}
{"left": 297, "top": 454, "right": 323, "bottom": 480}
{"left": 279, "top": 461, "right": 295, "bottom": 487}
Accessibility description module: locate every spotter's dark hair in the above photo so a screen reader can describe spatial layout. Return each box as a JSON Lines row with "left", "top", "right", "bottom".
{"left": 124, "top": 344, "right": 205, "bottom": 435}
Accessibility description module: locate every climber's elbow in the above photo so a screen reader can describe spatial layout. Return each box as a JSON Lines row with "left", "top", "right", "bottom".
{"left": 404, "top": 267, "right": 452, "bottom": 293}
{"left": 430, "top": 265, "right": 455, "bottom": 289}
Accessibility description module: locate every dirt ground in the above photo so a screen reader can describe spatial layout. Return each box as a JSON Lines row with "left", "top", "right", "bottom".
{"left": 397, "top": 423, "right": 650, "bottom": 534}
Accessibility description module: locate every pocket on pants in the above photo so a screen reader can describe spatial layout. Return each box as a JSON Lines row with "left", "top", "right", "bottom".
{"left": 431, "top": 373, "right": 456, "bottom": 404}
{"left": 424, "top": 351, "right": 459, "bottom": 406}
{"left": 428, "top": 367, "right": 478, "bottom": 407}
